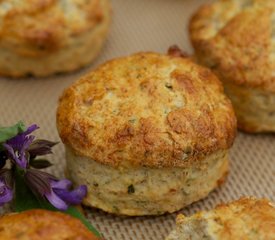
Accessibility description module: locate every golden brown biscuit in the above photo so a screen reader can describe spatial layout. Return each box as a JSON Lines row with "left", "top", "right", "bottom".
{"left": 166, "top": 198, "right": 275, "bottom": 240}
{"left": 190, "top": 0, "right": 275, "bottom": 132}
{"left": 0, "top": 0, "right": 111, "bottom": 77}
{"left": 0, "top": 209, "right": 98, "bottom": 240}
{"left": 57, "top": 51, "right": 236, "bottom": 216}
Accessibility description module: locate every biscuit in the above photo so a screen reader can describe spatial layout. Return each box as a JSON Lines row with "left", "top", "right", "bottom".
{"left": 0, "top": 0, "right": 111, "bottom": 77}
{"left": 166, "top": 198, "right": 275, "bottom": 240}
{"left": 190, "top": 0, "right": 275, "bottom": 132}
{"left": 57, "top": 51, "right": 237, "bottom": 216}
{"left": 0, "top": 209, "right": 98, "bottom": 239}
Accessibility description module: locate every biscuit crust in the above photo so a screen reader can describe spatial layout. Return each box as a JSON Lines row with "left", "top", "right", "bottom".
{"left": 166, "top": 198, "right": 275, "bottom": 240}
{"left": 224, "top": 81, "right": 275, "bottom": 132}
{"left": 190, "top": 0, "right": 275, "bottom": 91}
{"left": 57, "top": 52, "right": 236, "bottom": 168}
{"left": 0, "top": 209, "right": 98, "bottom": 239}
{"left": 0, "top": 0, "right": 111, "bottom": 77}
{"left": 190, "top": 0, "right": 275, "bottom": 132}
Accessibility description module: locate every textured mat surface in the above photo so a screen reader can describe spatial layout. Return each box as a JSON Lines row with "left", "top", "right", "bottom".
{"left": 0, "top": 0, "right": 274, "bottom": 239}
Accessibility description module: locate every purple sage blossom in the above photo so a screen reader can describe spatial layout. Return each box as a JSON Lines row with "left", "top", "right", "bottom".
{"left": 0, "top": 180, "right": 12, "bottom": 206}
{"left": 0, "top": 170, "right": 13, "bottom": 206}
{"left": 45, "top": 179, "right": 88, "bottom": 211}
{"left": 28, "top": 139, "right": 58, "bottom": 159}
{"left": 25, "top": 169, "right": 87, "bottom": 211}
{"left": 1, "top": 123, "right": 87, "bottom": 211}
{"left": 3, "top": 124, "right": 38, "bottom": 169}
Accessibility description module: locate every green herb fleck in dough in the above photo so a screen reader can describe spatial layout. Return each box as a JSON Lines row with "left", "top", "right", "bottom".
{"left": 128, "top": 184, "right": 135, "bottom": 194}
{"left": 165, "top": 83, "right": 173, "bottom": 89}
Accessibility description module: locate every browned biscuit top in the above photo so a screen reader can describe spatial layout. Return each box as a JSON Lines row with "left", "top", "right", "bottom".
{"left": 176, "top": 198, "right": 275, "bottom": 239}
{"left": 190, "top": 0, "right": 275, "bottom": 92}
{"left": 0, "top": 0, "right": 107, "bottom": 57}
{"left": 57, "top": 52, "right": 236, "bottom": 168}
{"left": 0, "top": 209, "right": 98, "bottom": 240}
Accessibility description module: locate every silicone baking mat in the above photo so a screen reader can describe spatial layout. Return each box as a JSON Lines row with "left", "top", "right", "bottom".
{"left": 0, "top": 0, "right": 274, "bottom": 239}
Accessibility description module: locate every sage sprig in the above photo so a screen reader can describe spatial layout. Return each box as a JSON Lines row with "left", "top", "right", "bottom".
{"left": 0, "top": 121, "right": 101, "bottom": 238}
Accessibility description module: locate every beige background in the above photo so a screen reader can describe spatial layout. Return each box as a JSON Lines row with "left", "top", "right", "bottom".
{"left": 0, "top": 0, "right": 274, "bottom": 239}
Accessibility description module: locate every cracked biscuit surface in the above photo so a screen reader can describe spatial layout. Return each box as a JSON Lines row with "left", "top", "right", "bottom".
{"left": 0, "top": 0, "right": 111, "bottom": 77}
{"left": 57, "top": 52, "right": 236, "bottom": 215}
{"left": 0, "top": 209, "right": 98, "bottom": 240}
{"left": 190, "top": 0, "right": 275, "bottom": 132}
{"left": 166, "top": 198, "right": 275, "bottom": 240}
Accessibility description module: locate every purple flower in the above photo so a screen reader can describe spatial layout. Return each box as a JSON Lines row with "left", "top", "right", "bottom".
{"left": 0, "top": 170, "right": 13, "bottom": 206}
{"left": 0, "top": 180, "right": 12, "bottom": 206}
{"left": 3, "top": 124, "right": 38, "bottom": 169}
{"left": 45, "top": 179, "right": 87, "bottom": 211}
{"left": 28, "top": 139, "right": 58, "bottom": 159}
{"left": 25, "top": 169, "right": 87, "bottom": 211}
{"left": 24, "top": 169, "right": 55, "bottom": 197}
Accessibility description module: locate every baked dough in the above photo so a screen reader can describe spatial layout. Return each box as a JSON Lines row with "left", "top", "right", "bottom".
{"left": 166, "top": 198, "right": 275, "bottom": 240}
{"left": 0, "top": 0, "right": 111, "bottom": 77}
{"left": 57, "top": 51, "right": 236, "bottom": 216}
{"left": 0, "top": 209, "right": 98, "bottom": 239}
{"left": 190, "top": 0, "right": 275, "bottom": 132}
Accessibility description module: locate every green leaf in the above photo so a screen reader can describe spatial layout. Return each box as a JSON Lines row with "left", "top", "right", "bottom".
{"left": 14, "top": 170, "right": 102, "bottom": 238}
{"left": 0, "top": 121, "right": 26, "bottom": 143}
{"left": 65, "top": 206, "right": 102, "bottom": 237}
